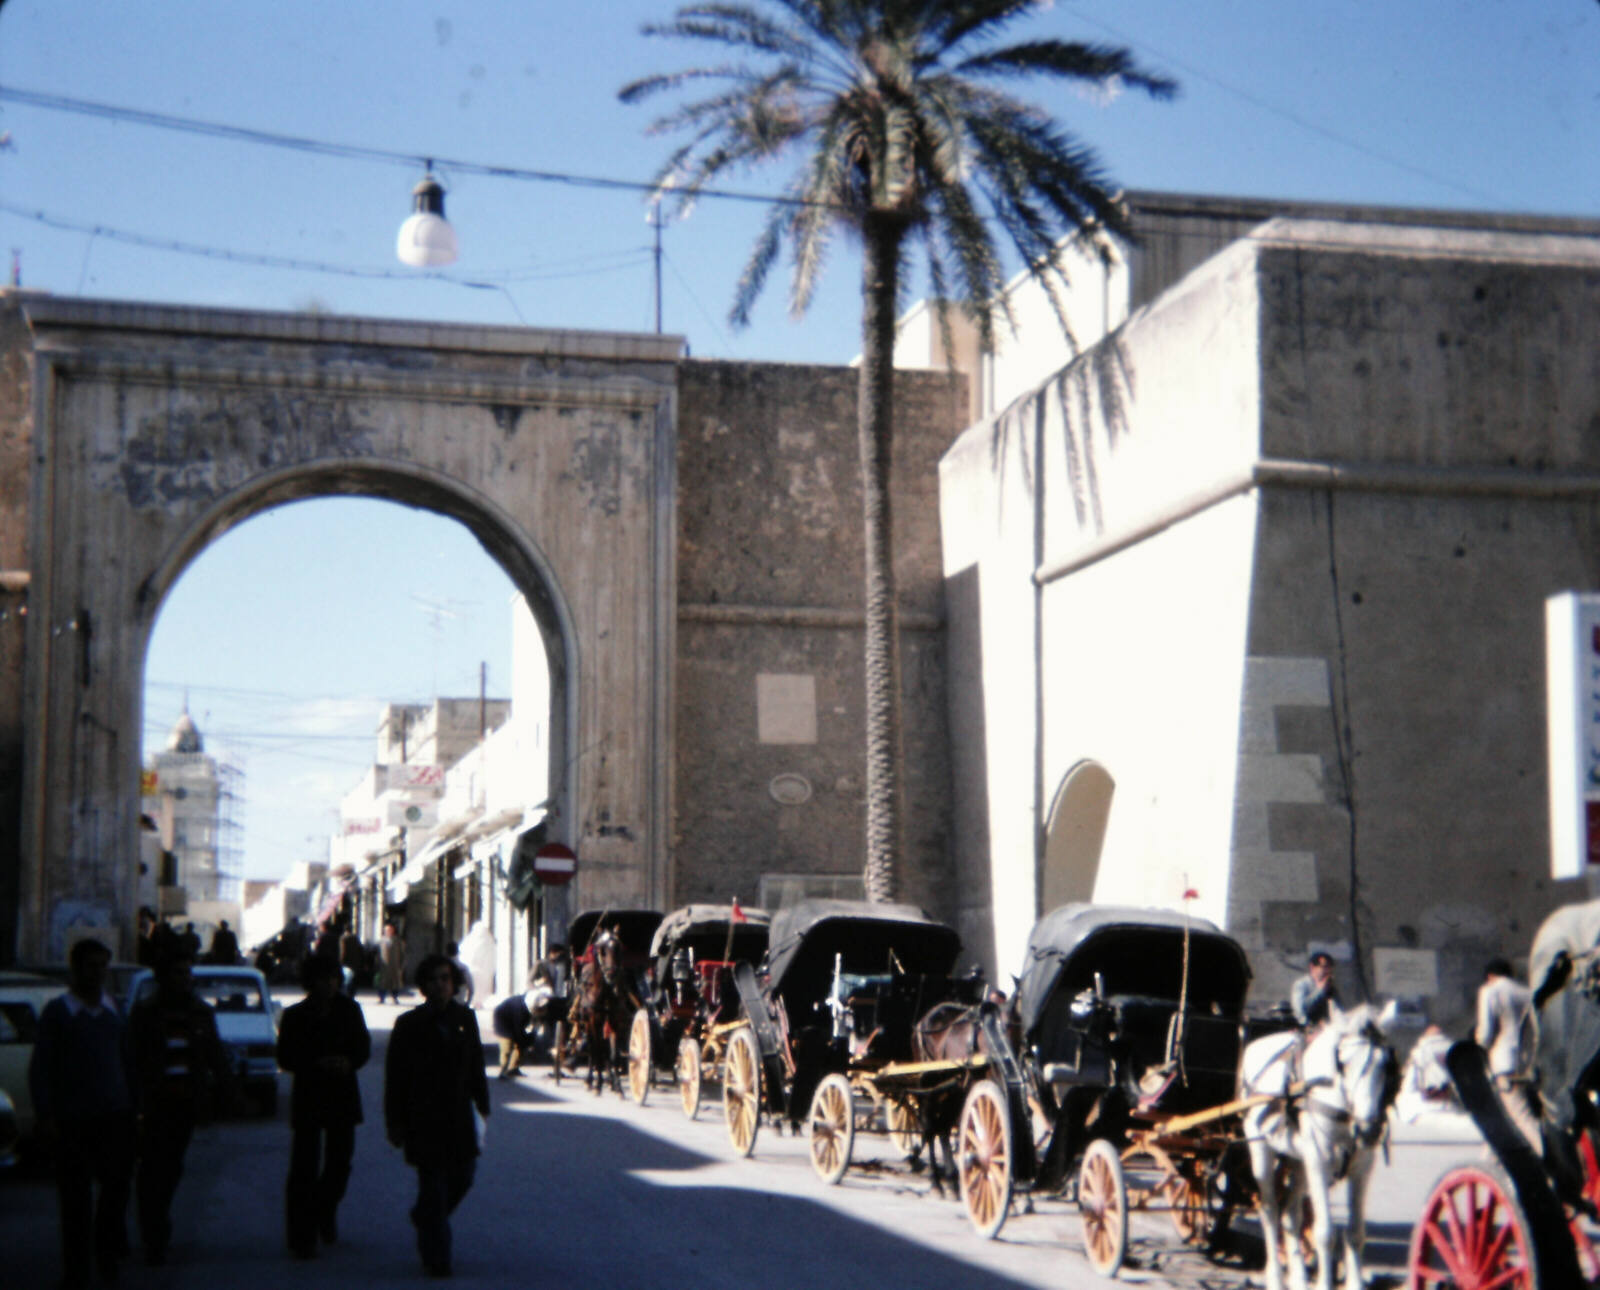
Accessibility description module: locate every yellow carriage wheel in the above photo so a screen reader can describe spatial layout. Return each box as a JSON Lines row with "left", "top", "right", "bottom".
{"left": 957, "top": 1079, "right": 1013, "bottom": 1240}
{"left": 627, "top": 1009, "right": 652, "bottom": 1105}
{"left": 887, "top": 1098, "right": 921, "bottom": 1158}
{"left": 1079, "top": 1138, "right": 1128, "bottom": 1277}
{"left": 678, "top": 1033, "right": 702, "bottom": 1120}
{"left": 721, "top": 1026, "right": 761, "bottom": 1157}
{"left": 808, "top": 1073, "right": 856, "bottom": 1185}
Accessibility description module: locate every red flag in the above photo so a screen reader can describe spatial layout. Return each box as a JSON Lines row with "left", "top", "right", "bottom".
{"left": 731, "top": 897, "right": 747, "bottom": 923}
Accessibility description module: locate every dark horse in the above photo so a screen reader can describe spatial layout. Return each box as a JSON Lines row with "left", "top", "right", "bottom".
{"left": 910, "top": 997, "right": 1008, "bottom": 1197}
{"left": 566, "top": 930, "right": 640, "bottom": 1095}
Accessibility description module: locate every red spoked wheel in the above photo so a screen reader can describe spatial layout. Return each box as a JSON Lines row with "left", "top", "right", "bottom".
{"left": 1407, "top": 1164, "right": 1539, "bottom": 1290}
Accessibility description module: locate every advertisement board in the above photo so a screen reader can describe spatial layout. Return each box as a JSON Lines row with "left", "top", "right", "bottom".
{"left": 1547, "top": 592, "right": 1600, "bottom": 879}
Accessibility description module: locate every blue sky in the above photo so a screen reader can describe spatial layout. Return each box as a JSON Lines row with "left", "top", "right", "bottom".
{"left": 1, "top": 1, "right": 1595, "bottom": 886}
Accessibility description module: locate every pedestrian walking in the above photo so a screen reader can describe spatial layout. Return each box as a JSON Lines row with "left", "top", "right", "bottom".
{"left": 1290, "top": 950, "right": 1341, "bottom": 1029}
{"left": 28, "top": 937, "right": 137, "bottom": 1290}
{"left": 206, "top": 920, "right": 239, "bottom": 966}
{"left": 1476, "top": 955, "right": 1538, "bottom": 1146}
{"left": 378, "top": 923, "right": 407, "bottom": 1004}
{"left": 385, "top": 954, "right": 489, "bottom": 1278}
{"left": 127, "top": 950, "right": 234, "bottom": 1266}
{"left": 276, "top": 953, "right": 370, "bottom": 1258}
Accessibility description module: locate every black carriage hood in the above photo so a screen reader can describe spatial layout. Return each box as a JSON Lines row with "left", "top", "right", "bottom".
{"left": 765, "top": 899, "right": 961, "bottom": 998}
{"left": 1529, "top": 899, "right": 1600, "bottom": 1123}
{"left": 649, "top": 904, "right": 772, "bottom": 963}
{"left": 1015, "top": 904, "right": 1252, "bottom": 1040}
{"left": 567, "top": 909, "right": 665, "bottom": 958}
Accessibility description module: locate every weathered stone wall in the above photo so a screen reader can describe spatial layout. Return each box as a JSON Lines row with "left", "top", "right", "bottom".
{"left": 2, "top": 298, "right": 681, "bottom": 960}
{"left": 940, "top": 216, "right": 1600, "bottom": 1028}
{"left": 674, "top": 360, "right": 967, "bottom": 929}
{"left": 0, "top": 294, "right": 36, "bottom": 963}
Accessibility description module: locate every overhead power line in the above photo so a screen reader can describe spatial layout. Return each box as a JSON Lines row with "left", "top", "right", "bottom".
{"left": 0, "top": 84, "right": 827, "bottom": 210}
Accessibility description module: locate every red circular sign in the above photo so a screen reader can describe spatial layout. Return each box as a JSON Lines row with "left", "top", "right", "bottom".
{"left": 533, "top": 842, "right": 578, "bottom": 886}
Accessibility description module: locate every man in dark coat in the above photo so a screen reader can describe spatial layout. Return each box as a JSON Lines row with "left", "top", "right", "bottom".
{"left": 385, "top": 954, "right": 489, "bottom": 1278}
{"left": 29, "top": 937, "right": 136, "bottom": 1289}
{"left": 206, "top": 920, "right": 239, "bottom": 966}
{"left": 127, "top": 951, "right": 234, "bottom": 1266}
{"left": 276, "top": 953, "right": 371, "bottom": 1258}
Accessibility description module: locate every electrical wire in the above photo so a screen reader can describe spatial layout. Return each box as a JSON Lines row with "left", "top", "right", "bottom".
{"left": 1057, "top": 4, "right": 1506, "bottom": 209}
{"left": 0, "top": 199, "right": 654, "bottom": 285}
{"left": 0, "top": 84, "right": 831, "bottom": 209}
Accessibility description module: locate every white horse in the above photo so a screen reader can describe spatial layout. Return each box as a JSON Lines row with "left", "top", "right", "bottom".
{"left": 1240, "top": 1001, "right": 1399, "bottom": 1290}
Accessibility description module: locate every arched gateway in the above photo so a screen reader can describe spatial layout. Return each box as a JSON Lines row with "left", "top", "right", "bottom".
{"left": 3, "top": 297, "right": 680, "bottom": 961}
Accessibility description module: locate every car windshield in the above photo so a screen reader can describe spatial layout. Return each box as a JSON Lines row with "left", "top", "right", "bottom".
{"left": 195, "top": 977, "right": 266, "bottom": 1013}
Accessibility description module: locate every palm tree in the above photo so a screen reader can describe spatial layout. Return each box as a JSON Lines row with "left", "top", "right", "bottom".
{"left": 622, "top": 0, "right": 1174, "bottom": 903}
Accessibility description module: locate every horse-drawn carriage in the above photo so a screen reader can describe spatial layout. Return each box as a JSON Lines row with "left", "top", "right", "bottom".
{"left": 626, "top": 903, "right": 772, "bottom": 1116}
{"left": 952, "top": 904, "right": 1309, "bottom": 1272}
{"left": 553, "top": 908, "right": 663, "bottom": 1093}
{"left": 1407, "top": 898, "right": 1600, "bottom": 1288}
{"left": 718, "top": 898, "right": 989, "bottom": 1178}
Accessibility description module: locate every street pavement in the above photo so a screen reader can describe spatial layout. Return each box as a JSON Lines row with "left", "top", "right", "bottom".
{"left": 1, "top": 998, "right": 1486, "bottom": 1288}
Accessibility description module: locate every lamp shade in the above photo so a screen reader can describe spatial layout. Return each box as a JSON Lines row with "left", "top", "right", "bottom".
{"left": 396, "top": 173, "right": 458, "bottom": 268}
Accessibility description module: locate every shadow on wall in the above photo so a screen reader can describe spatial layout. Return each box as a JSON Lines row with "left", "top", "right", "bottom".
{"left": 944, "top": 562, "right": 994, "bottom": 976}
{"left": 985, "top": 332, "right": 1137, "bottom": 548}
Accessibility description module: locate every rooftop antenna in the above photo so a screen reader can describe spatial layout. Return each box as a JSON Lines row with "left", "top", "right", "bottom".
{"left": 410, "top": 593, "right": 475, "bottom": 697}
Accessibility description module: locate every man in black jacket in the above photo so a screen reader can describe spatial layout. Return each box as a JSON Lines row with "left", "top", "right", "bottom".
{"left": 127, "top": 951, "right": 233, "bottom": 1266}
{"left": 276, "top": 953, "right": 371, "bottom": 1258}
{"left": 385, "top": 954, "right": 489, "bottom": 1278}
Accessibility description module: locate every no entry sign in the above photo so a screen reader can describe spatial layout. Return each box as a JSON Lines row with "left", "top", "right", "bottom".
{"left": 533, "top": 842, "right": 578, "bottom": 886}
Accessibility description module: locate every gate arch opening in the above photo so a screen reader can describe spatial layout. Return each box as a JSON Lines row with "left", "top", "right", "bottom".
{"left": 141, "top": 483, "right": 573, "bottom": 992}
{"left": 1040, "top": 760, "right": 1115, "bottom": 914}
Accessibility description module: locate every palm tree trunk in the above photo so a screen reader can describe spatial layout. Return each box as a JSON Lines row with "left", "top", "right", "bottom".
{"left": 858, "top": 213, "right": 904, "bottom": 904}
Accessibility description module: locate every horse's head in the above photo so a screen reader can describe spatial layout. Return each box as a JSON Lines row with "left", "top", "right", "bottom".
{"left": 1314, "top": 1001, "right": 1399, "bottom": 1146}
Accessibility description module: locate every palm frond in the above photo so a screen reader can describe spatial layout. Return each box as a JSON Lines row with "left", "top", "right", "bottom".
{"left": 953, "top": 39, "right": 1177, "bottom": 98}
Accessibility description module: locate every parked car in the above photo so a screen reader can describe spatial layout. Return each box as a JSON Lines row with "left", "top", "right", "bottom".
{"left": 0, "top": 971, "right": 71, "bottom": 1161}
{"left": 127, "top": 965, "right": 283, "bottom": 1115}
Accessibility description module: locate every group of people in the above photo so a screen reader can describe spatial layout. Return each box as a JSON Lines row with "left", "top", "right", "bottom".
{"left": 28, "top": 934, "right": 494, "bottom": 1285}
{"left": 30, "top": 938, "right": 238, "bottom": 1287}
{"left": 1290, "top": 946, "right": 1538, "bottom": 1143}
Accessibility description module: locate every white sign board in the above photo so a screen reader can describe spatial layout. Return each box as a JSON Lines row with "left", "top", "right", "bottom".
{"left": 1547, "top": 592, "right": 1600, "bottom": 879}
{"left": 1371, "top": 947, "right": 1439, "bottom": 999}
{"left": 385, "top": 763, "right": 446, "bottom": 790}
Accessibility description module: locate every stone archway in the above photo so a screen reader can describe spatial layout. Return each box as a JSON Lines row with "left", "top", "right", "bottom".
{"left": 1039, "top": 759, "right": 1114, "bottom": 914}
{"left": 8, "top": 297, "right": 680, "bottom": 960}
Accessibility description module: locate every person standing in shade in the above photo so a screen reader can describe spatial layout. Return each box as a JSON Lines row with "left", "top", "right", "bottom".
{"left": 276, "top": 953, "right": 370, "bottom": 1258}
{"left": 29, "top": 937, "right": 137, "bottom": 1290}
{"left": 1476, "top": 955, "right": 1538, "bottom": 1147}
{"left": 385, "top": 955, "right": 489, "bottom": 1278}
{"left": 127, "top": 950, "right": 233, "bottom": 1266}
{"left": 377, "top": 924, "right": 407, "bottom": 1004}
{"left": 1291, "top": 950, "right": 1342, "bottom": 1030}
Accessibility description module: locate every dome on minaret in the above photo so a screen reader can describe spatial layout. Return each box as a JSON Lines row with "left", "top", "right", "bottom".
{"left": 166, "top": 708, "right": 204, "bottom": 754}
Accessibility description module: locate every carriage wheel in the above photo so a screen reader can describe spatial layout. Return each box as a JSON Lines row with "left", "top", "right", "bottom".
{"left": 887, "top": 1098, "right": 921, "bottom": 1159}
{"left": 957, "top": 1080, "right": 1013, "bottom": 1240}
{"left": 1168, "top": 1161, "right": 1229, "bottom": 1247}
{"left": 1079, "top": 1138, "right": 1129, "bottom": 1277}
{"left": 677, "top": 1034, "right": 703, "bottom": 1120}
{"left": 627, "top": 1009, "right": 652, "bottom": 1105}
{"left": 1407, "top": 1163, "right": 1538, "bottom": 1290}
{"left": 722, "top": 1026, "right": 761, "bottom": 1158}
{"left": 807, "top": 1074, "right": 856, "bottom": 1185}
